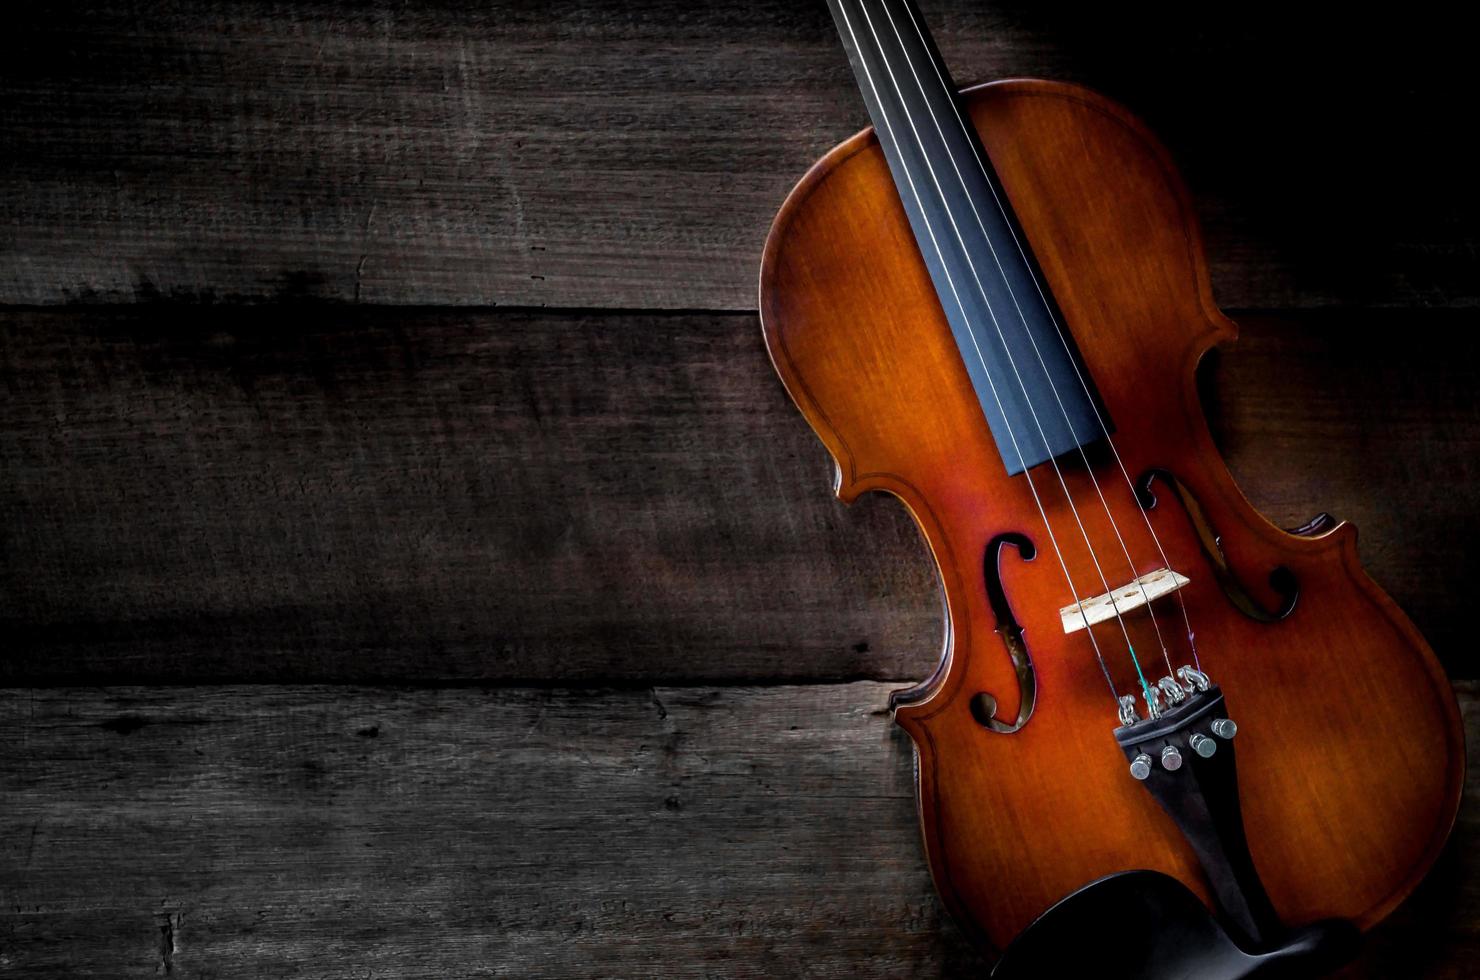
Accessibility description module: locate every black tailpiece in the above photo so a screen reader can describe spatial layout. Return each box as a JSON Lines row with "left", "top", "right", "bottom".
{"left": 991, "top": 686, "right": 1359, "bottom": 979}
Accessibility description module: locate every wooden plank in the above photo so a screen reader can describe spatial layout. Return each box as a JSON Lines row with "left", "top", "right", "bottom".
{"left": 0, "top": 307, "right": 942, "bottom": 683}
{"left": 1, "top": 682, "right": 1476, "bottom": 977}
{"left": 0, "top": 683, "right": 985, "bottom": 978}
{"left": 3, "top": 2, "right": 1477, "bottom": 310}
{"left": 3, "top": 309, "right": 1478, "bottom": 683}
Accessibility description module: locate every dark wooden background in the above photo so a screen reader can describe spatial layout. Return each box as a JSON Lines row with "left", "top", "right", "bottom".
{"left": 3, "top": 2, "right": 1477, "bottom": 976}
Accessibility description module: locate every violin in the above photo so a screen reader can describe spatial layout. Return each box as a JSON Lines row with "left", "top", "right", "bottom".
{"left": 759, "top": 1, "right": 1464, "bottom": 975}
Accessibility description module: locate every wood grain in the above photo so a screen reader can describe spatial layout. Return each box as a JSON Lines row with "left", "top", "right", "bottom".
{"left": 0, "top": 307, "right": 940, "bottom": 683}
{"left": 1, "top": 682, "right": 1474, "bottom": 978}
{"left": 0, "top": 683, "right": 985, "bottom": 979}
{"left": 3, "top": 307, "right": 1477, "bottom": 684}
{"left": 2, "top": 1, "right": 1477, "bottom": 310}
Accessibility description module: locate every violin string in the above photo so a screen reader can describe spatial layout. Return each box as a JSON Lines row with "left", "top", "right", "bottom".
{"left": 834, "top": 0, "right": 1121, "bottom": 701}
{"left": 897, "top": 0, "right": 1203, "bottom": 675}
{"left": 878, "top": 0, "right": 1177, "bottom": 684}
{"left": 840, "top": 0, "right": 1136, "bottom": 710}
{"left": 856, "top": 0, "right": 1154, "bottom": 694}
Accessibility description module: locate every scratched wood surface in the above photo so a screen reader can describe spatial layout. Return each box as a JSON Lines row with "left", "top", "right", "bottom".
{"left": 1, "top": 684, "right": 1476, "bottom": 979}
{"left": 3, "top": 0, "right": 1478, "bottom": 976}
{"left": 2, "top": 0, "right": 1478, "bottom": 309}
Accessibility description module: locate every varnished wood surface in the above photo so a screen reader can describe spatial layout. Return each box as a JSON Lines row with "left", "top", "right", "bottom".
{"left": 3, "top": 1, "right": 1478, "bottom": 309}
{"left": 761, "top": 79, "right": 1464, "bottom": 952}
{"left": 2, "top": 309, "right": 1477, "bottom": 684}
{"left": 1, "top": 682, "right": 1476, "bottom": 979}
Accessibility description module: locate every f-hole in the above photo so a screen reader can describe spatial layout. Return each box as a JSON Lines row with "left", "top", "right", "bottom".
{"left": 972, "top": 532, "right": 1037, "bottom": 734}
{"left": 1137, "top": 469, "right": 1299, "bottom": 623}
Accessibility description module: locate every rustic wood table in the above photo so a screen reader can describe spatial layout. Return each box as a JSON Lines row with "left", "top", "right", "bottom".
{"left": 3, "top": 3, "right": 1476, "bottom": 976}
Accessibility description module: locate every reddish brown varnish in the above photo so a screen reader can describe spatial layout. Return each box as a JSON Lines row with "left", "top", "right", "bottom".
{"left": 759, "top": 79, "right": 1464, "bottom": 956}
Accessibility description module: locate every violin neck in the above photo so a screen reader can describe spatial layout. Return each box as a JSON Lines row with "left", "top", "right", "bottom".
{"left": 823, "top": 0, "right": 1107, "bottom": 476}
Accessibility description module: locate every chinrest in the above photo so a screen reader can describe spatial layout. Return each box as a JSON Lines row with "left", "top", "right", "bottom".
{"left": 990, "top": 871, "right": 1359, "bottom": 980}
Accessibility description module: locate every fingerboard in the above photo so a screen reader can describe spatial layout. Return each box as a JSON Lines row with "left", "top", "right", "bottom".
{"left": 824, "top": 0, "right": 1107, "bottom": 475}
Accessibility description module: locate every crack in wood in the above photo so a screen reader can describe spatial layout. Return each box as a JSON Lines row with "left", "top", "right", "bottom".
{"left": 153, "top": 910, "right": 180, "bottom": 975}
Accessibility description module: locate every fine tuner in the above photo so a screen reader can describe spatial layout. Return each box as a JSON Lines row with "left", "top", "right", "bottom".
{"left": 1118, "top": 664, "right": 1211, "bottom": 725}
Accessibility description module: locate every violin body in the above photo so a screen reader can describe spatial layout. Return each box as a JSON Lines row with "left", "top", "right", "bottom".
{"left": 759, "top": 79, "right": 1464, "bottom": 956}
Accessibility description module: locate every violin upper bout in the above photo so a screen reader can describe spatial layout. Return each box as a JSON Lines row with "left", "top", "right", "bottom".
{"left": 761, "top": 77, "right": 1244, "bottom": 500}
